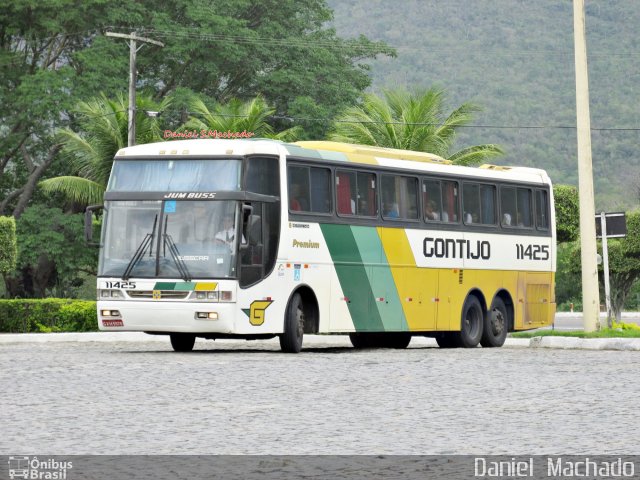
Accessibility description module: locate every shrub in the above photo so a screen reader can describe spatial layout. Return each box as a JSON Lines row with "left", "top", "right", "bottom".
{"left": 0, "top": 216, "right": 17, "bottom": 276}
{"left": 0, "top": 299, "right": 97, "bottom": 333}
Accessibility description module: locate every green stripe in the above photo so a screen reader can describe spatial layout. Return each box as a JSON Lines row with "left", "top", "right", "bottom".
{"left": 351, "top": 227, "right": 408, "bottom": 331}
{"left": 153, "top": 282, "right": 196, "bottom": 291}
{"left": 320, "top": 224, "right": 384, "bottom": 332}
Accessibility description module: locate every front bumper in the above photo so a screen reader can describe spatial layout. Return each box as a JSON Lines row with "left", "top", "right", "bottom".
{"left": 97, "top": 300, "right": 236, "bottom": 333}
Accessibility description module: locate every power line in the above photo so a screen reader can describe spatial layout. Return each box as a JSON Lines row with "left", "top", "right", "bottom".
{"left": 68, "top": 107, "right": 640, "bottom": 132}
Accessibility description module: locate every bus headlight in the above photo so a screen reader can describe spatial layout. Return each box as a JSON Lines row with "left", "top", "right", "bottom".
{"left": 99, "top": 289, "right": 123, "bottom": 299}
{"left": 190, "top": 291, "right": 224, "bottom": 302}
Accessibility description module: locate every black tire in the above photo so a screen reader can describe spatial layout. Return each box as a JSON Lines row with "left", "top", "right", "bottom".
{"left": 435, "top": 332, "right": 460, "bottom": 348}
{"left": 170, "top": 333, "right": 195, "bottom": 352}
{"left": 280, "top": 292, "right": 304, "bottom": 353}
{"left": 349, "top": 332, "right": 411, "bottom": 349}
{"left": 382, "top": 332, "right": 412, "bottom": 349}
{"left": 349, "top": 332, "right": 372, "bottom": 349}
{"left": 457, "top": 295, "right": 484, "bottom": 348}
{"left": 481, "top": 297, "right": 508, "bottom": 347}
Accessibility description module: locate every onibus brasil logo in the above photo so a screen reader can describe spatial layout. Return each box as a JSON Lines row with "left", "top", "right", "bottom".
{"left": 8, "top": 457, "right": 72, "bottom": 479}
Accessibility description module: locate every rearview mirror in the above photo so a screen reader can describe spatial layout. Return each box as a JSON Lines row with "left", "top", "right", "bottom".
{"left": 84, "top": 204, "right": 104, "bottom": 245}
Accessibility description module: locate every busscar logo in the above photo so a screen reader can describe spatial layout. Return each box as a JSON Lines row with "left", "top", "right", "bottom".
{"left": 8, "top": 456, "right": 73, "bottom": 480}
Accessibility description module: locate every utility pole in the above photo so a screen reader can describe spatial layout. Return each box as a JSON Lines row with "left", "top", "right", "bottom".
{"left": 105, "top": 31, "right": 164, "bottom": 147}
{"left": 573, "top": 0, "right": 601, "bottom": 331}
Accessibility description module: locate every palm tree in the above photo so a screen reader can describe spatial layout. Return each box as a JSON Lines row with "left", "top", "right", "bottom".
{"left": 182, "top": 95, "right": 300, "bottom": 142}
{"left": 40, "top": 93, "right": 169, "bottom": 206}
{"left": 329, "top": 88, "right": 503, "bottom": 166}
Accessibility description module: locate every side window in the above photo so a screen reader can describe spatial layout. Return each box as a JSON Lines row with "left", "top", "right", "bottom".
{"left": 517, "top": 188, "right": 533, "bottom": 227}
{"left": 336, "top": 170, "right": 378, "bottom": 217}
{"left": 287, "top": 165, "right": 331, "bottom": 213}
{"left": 381, "top": 175, "right": 418, "bottom": 220}
{"left": 463, "top": 183, "right": 496, "bottom": 225}
{"left": 500, "top": 187, "right": 516, "bottom": 226}
{"left": 246, "top": 157, "right": 280, "bottom": 196}
{"left": 423, "top": 178, "right": 459, "bottom": 223}
{"left": 501, "top": 186, "right": 533, "bottom": 228}
{"left": 536, "top": 189, "right": 549, "bottom": 230}
{"left": 442, "top": 180, "right": 459, "bottom": 223}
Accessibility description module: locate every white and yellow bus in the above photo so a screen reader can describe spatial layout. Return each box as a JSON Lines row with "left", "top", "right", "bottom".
{"left": 89, "top": 139, "right": 555, "bottom": 352}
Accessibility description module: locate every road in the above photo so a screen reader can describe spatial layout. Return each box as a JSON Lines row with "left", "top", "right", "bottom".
{"left": 551, "top": 312, "right": 640, "bottom": 330}
{"left": 1, "top": 339, "right": 639, "bottom": 455}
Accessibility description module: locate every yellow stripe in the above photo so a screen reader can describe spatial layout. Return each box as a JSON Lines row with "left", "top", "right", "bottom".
{"left": 377, "top": 227, "right": 437, "bottom": 330}
{"left": 195, "top": 282, "right": 218, "bottom": 291}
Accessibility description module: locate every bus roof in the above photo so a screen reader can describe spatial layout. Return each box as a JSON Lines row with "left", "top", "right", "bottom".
{"left": 115, "top": 138, "right": 551, "bottom": 186}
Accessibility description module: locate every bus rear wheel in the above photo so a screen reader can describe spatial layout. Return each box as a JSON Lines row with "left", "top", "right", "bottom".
{"left": 170, "top": 333, "right": 195, "bottom": 352}
{"left": 457, "top": 295, "right": 484, "bottom": 348}
{"left": 435, "top": 332, "right": 459, "bottom": 348}
{"left": 481, "top": 297, "right": 508, "bottom": 347}
{"left": 280, "top": 292, "right": 304, "bottom": 353}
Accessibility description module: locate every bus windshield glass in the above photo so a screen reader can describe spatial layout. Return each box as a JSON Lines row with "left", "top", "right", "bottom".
{"left": 107, "top": 159, "right": 242, "bottom": 192}
{"left": 99, "top": 200, "right": 241, "bottom": 279}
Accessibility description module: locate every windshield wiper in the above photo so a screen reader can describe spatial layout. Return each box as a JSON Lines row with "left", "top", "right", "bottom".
{"left": 163, "top": 232, "right": 192, "bottom": 282}
{"left": 122, "top": 214, "right": 158, "bottom": 281}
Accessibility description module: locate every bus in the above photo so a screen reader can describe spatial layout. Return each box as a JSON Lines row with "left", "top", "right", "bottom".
{"left": 88, "top": 139, "right": 555, "bottom": 352}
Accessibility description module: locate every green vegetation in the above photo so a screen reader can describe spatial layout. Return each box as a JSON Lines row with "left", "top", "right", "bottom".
{"left": 328, "top": 0, "right": 640, "bottom": 210}
{"left": 0, "top": 299, "right": 97, "bottom": 333}
{"left": 329, "top": 88, "right": 503, "bottom": 165}
{"left": 1, "top": 0, "right": 393, "bottom": 219}
{"left": 3, "top": 206, "right": 97, "bottom": 298}
{"left": 183, "top": 95, "right": 301, "bottom": 142}
{"left": 0, "top": 216, "right": 17, "bottom": 276}
{"left": 40, "top": 94, "right": 169, "bottom": 207}
{"left": 554, "top": 185, "right": 580, "bottom": 243}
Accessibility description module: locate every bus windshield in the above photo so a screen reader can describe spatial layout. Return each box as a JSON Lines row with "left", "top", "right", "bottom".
{"left": 99, "top": 200, "right": 241, "bottom": 279}
{"left": 107, "top": 159, "right": 242, "bottom": 192}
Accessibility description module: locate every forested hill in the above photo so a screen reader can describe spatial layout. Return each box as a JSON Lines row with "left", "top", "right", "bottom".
{"left": 327, "top": 0, "right": 640, "bottom": 210}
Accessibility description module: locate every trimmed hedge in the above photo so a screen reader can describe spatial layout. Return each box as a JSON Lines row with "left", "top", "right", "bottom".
{"left": 0, "top": 299, "right": 97, "bottom": 333}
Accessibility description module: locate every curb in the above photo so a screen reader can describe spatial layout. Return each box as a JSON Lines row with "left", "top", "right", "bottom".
{"left": 0, "top": 332, "right": 638, "bottom": 351}
{"left": 529, "top": 336, "right": 640, "bottom": 351}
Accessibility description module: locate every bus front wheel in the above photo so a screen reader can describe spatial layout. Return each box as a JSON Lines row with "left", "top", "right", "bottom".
{"left": 481, "top": 297, "right": 508, "bottom": 347}
{"left": 170, "top": 333, "right": 196, "bottom": 352}
{"left": 280, "top": 292, "right": 304, "bottom": 353}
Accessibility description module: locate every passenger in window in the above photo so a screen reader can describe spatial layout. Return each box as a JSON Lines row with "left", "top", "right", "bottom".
{"left": 502, "top": 213, "right": 512, "bottom": 226}
{"left": 464, "top": 212, "right": 473, "bottom": 224}
{"left": 384, "top": 201, "right": 399, "bottom": 218}
{"left": 425, "top": 201, "right": 439, "bottom": 221}
{"left": 289, "top": 183, "right": 308, "bottom": 211}
{"left": 358, "top": 199, "right": 368, "bottom": 216}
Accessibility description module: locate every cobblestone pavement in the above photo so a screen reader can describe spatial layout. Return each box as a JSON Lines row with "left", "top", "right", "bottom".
{"left": 1, "top": 339, "right": 639, "bottom": 455}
